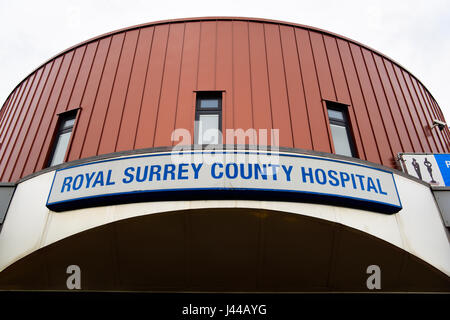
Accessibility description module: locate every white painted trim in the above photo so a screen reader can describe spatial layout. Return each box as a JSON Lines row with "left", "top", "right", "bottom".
{"left": 1, "top": 167, "right": 449, "bottom": 278}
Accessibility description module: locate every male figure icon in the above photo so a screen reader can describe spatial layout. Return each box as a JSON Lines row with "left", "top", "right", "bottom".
{"left": 411, "top": 158, "right": 422, "bottom": 180}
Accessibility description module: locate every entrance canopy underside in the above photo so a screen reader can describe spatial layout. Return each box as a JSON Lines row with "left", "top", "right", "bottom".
{"left": 0, "top": 208, "right": 449, "bottom": 292}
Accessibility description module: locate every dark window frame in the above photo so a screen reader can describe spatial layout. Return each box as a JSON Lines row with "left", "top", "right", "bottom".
{"left": 326, "top": 101, "right": 357, "bottom": 158}
{"left": 47, "top": 109, "right": 78, "bottom": 167}
{"left": 194, "top": 91, "right": 223, "bottom": 145}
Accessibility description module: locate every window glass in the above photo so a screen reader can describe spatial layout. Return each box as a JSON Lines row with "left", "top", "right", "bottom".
{"left": 49, "top": 131, "right": 72, "bottom": 166}
{"left": 199, "top": 98, "right": 220, "bottom": 109}
{"left": 326, "top": 102, "right": 355, "bottom": 157}
{"left": 48, "top": 111, "right": 77, "bottom": 167}
{"left": 198, "top": 114, "right": 219, "bottom": 144}
{"left": 328, "top": 109, "right": 344, "bottom": 121}
{"left": 330, "top": 124, "right": 352, "bottom": 157}
{"left": 61, "top": 118, "right": 76, "bottom": 130}
{"left": 195, "top": 92, "right": 222, "bottom": 145}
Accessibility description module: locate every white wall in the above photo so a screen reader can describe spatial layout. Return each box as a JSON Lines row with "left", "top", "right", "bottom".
{"left": 0, "top": 169, "right": 449, "bottom": 277}
{"left": 0, "top": 172, "right": 53, "bottom": 271}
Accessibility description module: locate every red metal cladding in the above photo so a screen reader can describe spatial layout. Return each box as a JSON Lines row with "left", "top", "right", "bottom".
{"left": 0, "top": 17, "right": 449, "bottom": 182}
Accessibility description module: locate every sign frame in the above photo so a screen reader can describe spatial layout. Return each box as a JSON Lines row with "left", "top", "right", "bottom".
{"left": 398, "top": 152, "right": 450, "bottom": 187}
{"left": 46, "top": 150, "right": 402, "bottom": 214}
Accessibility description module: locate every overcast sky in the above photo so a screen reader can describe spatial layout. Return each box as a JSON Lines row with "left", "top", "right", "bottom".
{"left": 1, "top": 0, "right": 449, "bottom": 123}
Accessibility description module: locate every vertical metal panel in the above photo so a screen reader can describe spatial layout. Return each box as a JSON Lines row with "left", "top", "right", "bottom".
{"left": 433, "top": 99, "right": 449, "bottom": 151}
{"left": 197, "top": 21, "right": 216, "bottom": 91}
{"left": 2, "top": 63, "right": 52, "bottom": 181}
{"left": 29, "top": 43, "right": 90, "bottom": 176}
{"left": 279, "top": 25, "right": 312, "bottom": 149}
{"left": 8, "top": 82, "right": 27, "bottom": 123}
{"left": 81, "top": 33, "right": 125, "bottom": 158}
{"left": 34, "top": 51, "right": 75, "bottom": 171}
{"left": 383, "top": 60, "right": 423, "bottom": 152}
{"left": 361, "top": 50, "right": 404, "bottom": 159}
{"left": 323, "top": 36, "right": 351, "bottom": 105}
{"left": 65, "top": 43, "right": 98, "bottom": 112}
{"left": 98, "top": 30, "right": 140, "bottom": 155}
{"left": 373, "top": 54, "right": 414, "bottom": 152}
{"left": 215, "top": 21, "right": 233, "bottom": 139}
{"left": 0, "top": 69, "right": 42, "bottom": 180}
{"left": 429, "top": 95, "right": 450, "bottom": 150}
{"left": 393, "top": 64, "right": 430, "bottom": 152}
{"left": 410, "top": 77, "right": 443, "bottom": 153}
{"left": 232, "top": 21, "right": 253, "bottom": 140}
{"left": 0, "top": 83, "right": 23, "bottom": 142}
{"left": 350, "top": 45, "right": 392, "bottom": 167}
{"left": 430, "top": 95, "right": 449, "bottom": 146}
{"left": 248, "top": 22, "right": 273, "bottom": 143}
{"left": 421, "top": 86, "right": 449, "bottom": 153}
{"left": 443, "top": 125, "right": 450, "bottom": 151}
{"left": 310, "top": 32, "right": 336, "bottom": 102}
{"left": 337, "top": 40, "right": 381, "bottom": 163}
{"left": 174, "top": 22, "right": 200, "bottom": 145}
{"left": 0, "top": 76, "right": 35, "bottom": 166}
{"left": 402, "top": 71, "right": 438, "bottom": 153}
{"left": 15, "top": 57, "right": 63, "bottom": 180}
{"left": 67, "top": 37, "right": 112, "bottom": 162}
{"left": 424, "top": 89, "right": 440, "bottom": 122}
{"left": 135, "top": 24, "right": 169, "bottom": 150}
{"left": 308, "top": 32, "right": 336, "bottom": 153}
{"left": 0, "top": 96, "right": 10, "bottom": 126}
{"left": 0, "top": 93, "right": 14, "bottom": 134}
{"left": 1, "top": 89, "right": 19, "bottom": 125}
{"left": 295, "top": 28, "right": 330, "bottom": 153}
{"left": 438, "top": 109, "right": 450, "bottom": 150}
{"left": 34, "top": 46, "right": 86, "bottom": 168}
{"left": 55, "top": 47, "right": 86, "bottom": 115}
{"left": 264, "top": 24, "right": 293, "bottom": 148}
{"left": 116, "top": 27, "right": 154, "bottom": 152}
{"left": 323, "top": 36, "right": 364, "bottom": 157}
{"left": 154, "top": 23, "right": 185, "bottom": 147}
{"left": 59, "top": 41, "right": 99, "bottom": 161}
{"left": 433, "top": 96, "right": 447, "bottom": 123}
{"left": 0, "top": 91, "right": 17, "bottom": 156}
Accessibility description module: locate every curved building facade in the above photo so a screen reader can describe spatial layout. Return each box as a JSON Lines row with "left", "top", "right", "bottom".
{"left": 0, "top": 17, "right": 449, "bottom": 292}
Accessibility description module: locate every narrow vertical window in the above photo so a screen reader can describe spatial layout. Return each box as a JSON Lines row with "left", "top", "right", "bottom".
{"left": 326, "top": 102, "right": 356, "bottom": 157}
{"left": 48, "top": 110, "right": 77, "bottom": 167}
{"left": 195, "top": 92, "right": 222, "bottom": 145}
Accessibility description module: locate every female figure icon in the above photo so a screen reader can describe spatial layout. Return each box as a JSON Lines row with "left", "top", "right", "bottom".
{"left": 423, "top": 157, "right": 437, "bottom": 183}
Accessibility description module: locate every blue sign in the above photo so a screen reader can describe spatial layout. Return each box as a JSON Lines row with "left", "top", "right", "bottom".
{"left": 434, "top": 154, "right": 450, "bottom": 186}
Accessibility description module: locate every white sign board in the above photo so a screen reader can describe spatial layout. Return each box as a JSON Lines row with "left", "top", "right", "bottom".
{"left": 399, "top": 153, "right": 450, "bottom": 187}
{"left": 46, "top": 150, "right": 402, "bottom": 213}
